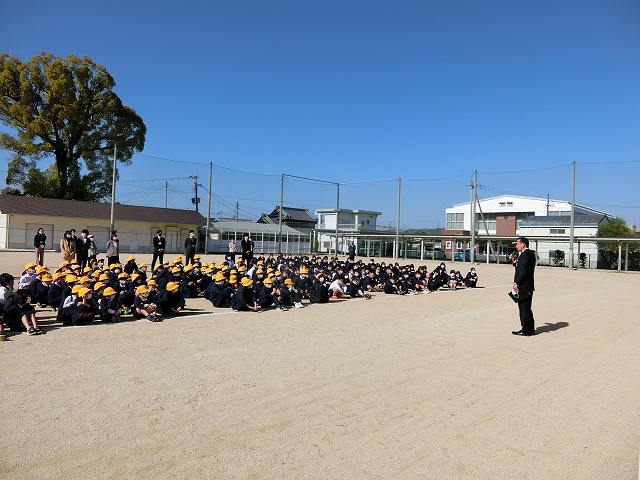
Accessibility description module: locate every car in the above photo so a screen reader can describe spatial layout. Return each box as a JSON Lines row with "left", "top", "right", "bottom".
{"left": 426, "top": 248, "right": 446, "bottom": 260}
{"left": 454, "top": 249, "right": 475, "bottom": 261}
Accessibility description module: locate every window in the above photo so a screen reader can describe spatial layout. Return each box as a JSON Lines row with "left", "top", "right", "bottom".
{"left": 445, "top": 241, "right": 452, "bottom": 249}
{"left": 456, "top": 241, "right": 462, "bottom": 249}
{"left": 446, "top": 212, "right": 464, "bottom": 230}
{"left": 475, "top": 214, "right": 496, "bottom": 231}
{"left": 550, "top": 228, "right": 566, "bottom": 234}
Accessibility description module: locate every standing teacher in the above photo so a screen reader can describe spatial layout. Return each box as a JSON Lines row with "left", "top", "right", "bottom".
{"left": 512, "top": 236, "right": 536, "bottom": 336}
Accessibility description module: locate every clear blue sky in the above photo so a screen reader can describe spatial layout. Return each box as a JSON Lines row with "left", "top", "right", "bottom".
{"left": 2, "top": 0, "right": 639, "bottom": 228}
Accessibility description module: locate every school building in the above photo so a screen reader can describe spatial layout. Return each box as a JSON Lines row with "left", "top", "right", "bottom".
{"left": 0, "top": 195, "right": 205, "bottom": 254}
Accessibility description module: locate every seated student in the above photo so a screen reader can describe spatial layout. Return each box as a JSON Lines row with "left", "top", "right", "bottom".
{"left": 146, "top": 279, "right": 159, "bottom": 304}
{"left": 309, "top": 273, "right": 330, "bottom": 304}
{"left": 230, "top": 277, "right": 259, "bottom": 312}
{"left": 32, "top": 273, "right": 53, "bottom": 307}
{"left": 256, "top": 277, "right": 287, "bottom": 311}
{"left": 100, "top": 287, "right": 122, "bottom": 323}
{"left": 347, "top": 275, "right": 371, "bottom": 299}
{"left": 57, "top": 284, "right": 80, "bottom": 325}
{"left": 18, "top": 263, "right": 38, "bottom": 295}
{"left": 205, "top": 272, "right": 233, "bottom": 308}
{"left": 383, "top": 275, "right": 404, "bottom": 295}
{"left": 328, "top": 275, "right": 347, "bottom": 299}
{"left": 282, "top": 278, "right": 304, "bottom": 309}
{"left": 464, "top": 268, "right": 478, "bottom": 288}
{"left": 4, "top": 292, "right": 42, "bottom": 335}
{"left": 73, "top": 287, "right": 96, "bottom": 325}
{"left": 115, "top": 273, "right": 135, "bottom": 314}
{"left": 448, "top": 269, "right": 459, "bottom": 291}
{"left": 293, "top": 267, "right": 312, "bottom": 299}
{"left": 133, "top": 285, "right": 160, "bottom": 322}
{"left": 362, "top": 270, "right": 381, "bottom": 292}
{"left": 156, "top": 282, "right": 185, "bottom": 316}
{"left": 136, "top": 263, "right": 148, "bottom": 283}
{"left": 123, "top": 256, "right": 138, "bottom": 275}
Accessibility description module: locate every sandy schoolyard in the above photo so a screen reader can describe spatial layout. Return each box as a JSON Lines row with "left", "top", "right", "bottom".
{"left": 1, "top": 251, "right": 639, "bottom": 479}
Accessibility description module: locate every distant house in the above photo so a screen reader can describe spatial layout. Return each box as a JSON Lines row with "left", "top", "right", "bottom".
{"left": 257, "top": 206, "right": 317, "bottom": 235}
{"left": 0, "top": 195, "right": 205, "bottom": 253}
{"left": 206, "top": 219, "right": 311, "bottom": 254}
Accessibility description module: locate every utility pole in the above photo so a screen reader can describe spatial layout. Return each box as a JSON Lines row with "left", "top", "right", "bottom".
{"left": 189, "top": 175, "right": 199, "bottom": 212}
{"left": 546, "top": 194, "right": 550, "bottom": 215}
{"left": 109, "top": 144, "right": 117, "bottom": 234}
{"left": 165, "top": 181, "right": 168, "bottom": 208}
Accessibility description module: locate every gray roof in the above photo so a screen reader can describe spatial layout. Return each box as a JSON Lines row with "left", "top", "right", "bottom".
{"left": 267, "top": 206, "right": 317, "bottom": 222}
{"left": 0, "top": 195, "right": 206, "bottom": 225}
{"left": 210, "top": 220, "right": 309, "bottom": 236}
{"left": 520, "top": 215, "right": 610, "bottom": 227}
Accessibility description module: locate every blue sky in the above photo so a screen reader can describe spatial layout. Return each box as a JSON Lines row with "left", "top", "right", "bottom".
{"left": 2, "top": 0, "right": 639, "bottom": 228}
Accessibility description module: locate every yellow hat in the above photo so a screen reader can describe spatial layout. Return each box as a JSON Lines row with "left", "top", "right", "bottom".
{"left": 131, "top": 273, "right": 140, "bottom": 282}
{"left": 165, "top": 282, "right": 178, "bottom": 292}
{"left": 71, "top": 263, "right": 81, "bottom": 270}
{"left": 42, "top": 274, "right": 53, "bottom": 282}
{"left": 71, "top": 285, "right": 83, "bottom": 294}
{"left": 53, "top": 272, "right": 65, "bottom": 281}
{"left": 217, "top": 262, "right": 226, "bottom": 268}
{"left": 284, "top": 278, "right": 294, "bottom": 286}
{"left": 257, "top": 260, "right": 264, "bottom": 265}
{"left": 241, "top": 277, "right": 253, "bottom": 287}
{"left": 139, "top": 263, "right": 147, "bottom": 268}
{"left": 93, "top": 282, "right": 106, "bottom": 291}
{"left": 99, "top": 273, "right": 110, "bottom": 282}
{"left": 35, "top": 266, "right": 47, "bottom": 274}
{"left": 59, "top": 261, "right": 70, "bottom": 268}
{"left": 91, "top": 270, "right": 101, "bottom": 278}
{"left": 174, "top": 256, "right": 183, "bottom": 263}
{"left": 103, "top": 287, "right": 116, "bottom": 297}
{"left": 135, "top": 285, "right": 149, "bottom": 296}
{"left": 275, "top": 270, "right": 282, "bottom": 276}
{"left": 171, "top": 267, "right": 181, "bottom": 274}
{"left": 65, "top": 274, "right": 78, "bottom": 283}
{"left": 214, "top": 272, "right": 226, "bottom": 282}
{"left": 300, "top": 267, "right": 309, "bottom": 274}
{"left": 263, "top": 277, "right": 273, "bottom": 285}
{"left": 221, "top": 265, "right": 230, "bottom": 272}
{"left": 78, "top": 287, "right": 92, "bottom": 297}
{"left": 118, "top": 272, "right": 129, "bottom": 279}
{"left": 184, "top": 264, "right": 193, "bottom": 272}
{"left": 147, "top": 279, "right": 157, "bottom": 286}
{"left": 229, "top": 275, "right": 238, "bottom": 283}
{"left": 127, "top": 255, "right": 135, "bottom": 261}
{"left": 79, "top": 276, "right": 91, "bottom": 284}
{"left": 83, "top": 267, "right": 92, "bottom": 273}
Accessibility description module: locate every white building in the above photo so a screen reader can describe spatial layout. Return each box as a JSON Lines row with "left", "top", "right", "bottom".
{"left": 445, "top": 195, "right": 609, "bottom": 235}
{"left": 315, "top": 208, "right": 381, "bottom": 254}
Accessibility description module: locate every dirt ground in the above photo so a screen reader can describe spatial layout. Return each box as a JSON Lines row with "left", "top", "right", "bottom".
{"left": 1, "top": 250, "right": 639, "bottom": 479}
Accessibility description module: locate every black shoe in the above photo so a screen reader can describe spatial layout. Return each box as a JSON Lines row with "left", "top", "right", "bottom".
{"left": 512, "top": 331, "right": 534, "bottom": 336}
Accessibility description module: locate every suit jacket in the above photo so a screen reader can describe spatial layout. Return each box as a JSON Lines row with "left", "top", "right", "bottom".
{"left": 514, "top": 249, "right": 536, "bottom": 293}
{"left": 184, "top": 236, "right": 197, "bottom": 254}
{"left": 153, "top": 235, "right": 166, "bottom": 252}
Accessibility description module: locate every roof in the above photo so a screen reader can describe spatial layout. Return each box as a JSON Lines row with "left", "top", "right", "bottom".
{"left": 267, "top": 206, "right": 316, "bottom": 223}
{"left": 0, "top": 195, "right": 206, "bottom": 225}
{"left": 315, "top": 208, "right": 382, "bottom": 215}
{"left": 449, "top": 194, "right": 611, "bottom": 216}
{"left": 209, "top": 220, "right": 310, "bottom": 236}
{"left": 519, "top": 215, "right": 610, "bottom": 227}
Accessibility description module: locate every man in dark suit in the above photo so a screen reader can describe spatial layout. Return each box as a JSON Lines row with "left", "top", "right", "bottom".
{"left": 241, "top": 235, "right": 254, "bottom": 264}
{"left": 152, "top": 230, "right": 166, "bottom": 270}
{"left": 184, "top": 230, "right": 197, "bottom": 265}
{"left": 512, "top": 236, "right": 536, "bottom": 336}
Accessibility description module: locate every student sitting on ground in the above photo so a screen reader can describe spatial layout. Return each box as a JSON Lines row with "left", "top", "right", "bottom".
{"left": 156, "top": 282, "right": 185, "bottom": 316}
{"left": 100, "top": 287, "right": 122, "bottom": 323}
{"left": 231, "top": 277, "right": 259, "bottom": 312}
{"left": 464, "top": 268, "right": 478, "bottom": 288}
{"left": 133, "top": 285, "right": 160, "bottom": 322}
{"left": 448, "top": 270, "right": 459, "bottom": 291}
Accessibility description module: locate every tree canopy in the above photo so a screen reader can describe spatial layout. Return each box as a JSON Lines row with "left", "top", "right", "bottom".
{"left": 0, "top": 52, "right": 146, "bottom": 201}
{"left": 596, "top": 217, "right": 636, "bottom": 269}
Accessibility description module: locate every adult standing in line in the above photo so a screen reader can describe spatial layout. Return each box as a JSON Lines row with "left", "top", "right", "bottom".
{"left": 34, "top": 227, "right": 47, "bottom": 266}
{"left": 60, "top": 230, "right": 76, "bottom": 262}
{"left": 228, "top": 238, "right": 237, "bottom": 262}
{"left": 152, "top": 230, "right": 166, "bottom": 270}
{"left": 347, "top": 242, "right": 356, "bottom": 261}
{"left": 184, "top": 230, "right": 197, "bottom": 265}
{"left": 106, "top": 232, "right": 120, "bottom": 266}
{"left": 512, "top": 236, "right": 536, "bottom": 336}
{"left": 76, "top": 229, "right": 90, "bottom": 268}
{"left": 241, "top": 234, "right": 254, "bottom": 264}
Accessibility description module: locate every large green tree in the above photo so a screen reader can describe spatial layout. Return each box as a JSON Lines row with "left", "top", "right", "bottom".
{"left": 596, "top": 217, "right": 636, "bottom": 269}
{"left": 0, "top": 52, "right": 146, "bottom": 200}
